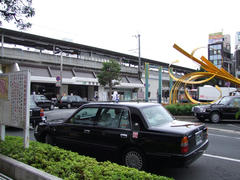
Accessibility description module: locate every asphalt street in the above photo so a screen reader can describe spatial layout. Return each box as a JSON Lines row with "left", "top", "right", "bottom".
{"left": 5, "top": 108, "right": 240, "bottom": 180}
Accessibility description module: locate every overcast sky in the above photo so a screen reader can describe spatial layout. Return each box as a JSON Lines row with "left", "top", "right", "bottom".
{"left": 3, "top": 0, "right": 240, "bottom": 69}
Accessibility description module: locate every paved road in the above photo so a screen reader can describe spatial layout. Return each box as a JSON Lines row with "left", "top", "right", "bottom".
{"left": 153, "top": 125, "right": 240, "bottom": 180}
{"left": 5, "top": 109, "right": 240, "bottom": 180}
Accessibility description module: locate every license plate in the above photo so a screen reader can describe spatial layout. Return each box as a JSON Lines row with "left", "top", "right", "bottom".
{"left": 195, "top": 130, "right": 203, "bottom": 146}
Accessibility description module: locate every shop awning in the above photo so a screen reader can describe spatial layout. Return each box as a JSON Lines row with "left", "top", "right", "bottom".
{"left": 20, "top": 65, "right": 51, "bottom": 77}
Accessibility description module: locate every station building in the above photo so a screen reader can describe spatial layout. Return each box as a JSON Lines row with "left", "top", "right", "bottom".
{"left": 0, "top": 28, "right": 194, "bottom": 101}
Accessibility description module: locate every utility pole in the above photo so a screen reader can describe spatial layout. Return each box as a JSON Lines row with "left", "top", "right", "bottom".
{"left": 60, "top": 50, "right": 63, "bottom": 96}
{"left": 55, "top": 47, "right": 74, "bottom": 97}
{"left": 137, "top": 34, "right": 142, "bottom": 79}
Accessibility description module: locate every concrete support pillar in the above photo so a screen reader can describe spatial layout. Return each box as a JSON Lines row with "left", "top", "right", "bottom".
{"left": 88, "top": 86, "right": 94, "bottom": 100}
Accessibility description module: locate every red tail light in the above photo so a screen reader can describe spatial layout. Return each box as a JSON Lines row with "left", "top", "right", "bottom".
{"left": 40, "top": 109, "right": 44, "bottom": 117}
{"left": 181, "top": 136, "right": 189, "bottom": 154}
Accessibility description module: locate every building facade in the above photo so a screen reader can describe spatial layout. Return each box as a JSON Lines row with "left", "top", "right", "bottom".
{"left": 208, "top": 32, "right": 233, "bottom": 86}
{"left": 0, "top": 28, "right": 193, "bottom": 102}
{"left": 234, "top": 32, "right": 240, "bottom": 78}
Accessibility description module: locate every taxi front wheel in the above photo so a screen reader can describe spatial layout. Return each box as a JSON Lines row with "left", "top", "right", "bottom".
{"left": 210, "top": 112, "right": 220, "bottom": 123}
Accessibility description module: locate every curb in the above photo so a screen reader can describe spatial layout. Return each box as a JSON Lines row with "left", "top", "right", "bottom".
{"left": 0, "top": 154, "right": 62, "bottom": 180}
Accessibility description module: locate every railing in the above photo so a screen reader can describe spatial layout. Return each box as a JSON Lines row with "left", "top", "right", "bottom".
{"left": 0, "top": 47, "right": 138, "bottom": 74}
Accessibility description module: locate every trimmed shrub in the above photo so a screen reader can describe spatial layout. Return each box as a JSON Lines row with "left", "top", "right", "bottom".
{"left": 0, "top": 136, "right": 173, "bottom": 180}
{"left": 165, "top": 103, "right": 197, "bottom": 116}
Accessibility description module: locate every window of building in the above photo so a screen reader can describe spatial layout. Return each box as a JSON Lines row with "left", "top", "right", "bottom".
{"left": 214, "top": 60, "right": 217, "bottom": 65}
{"left": 217, "top": 60, "right": 222, "bottom": 65}
{"left": 210, "top": 50, "right": 214, "bottom": 55}
{"left": 217, "top": 55, "right": 222, "bottom": 60}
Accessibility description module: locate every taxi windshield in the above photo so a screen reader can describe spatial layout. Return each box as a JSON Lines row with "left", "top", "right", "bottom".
{"left": 216, "top": 96, "right": 232, "bottom": 105}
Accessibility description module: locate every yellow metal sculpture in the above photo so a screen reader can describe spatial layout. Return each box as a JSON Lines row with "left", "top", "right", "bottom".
{"left": 169, "top": 44, "right": 240, "bottom": 104}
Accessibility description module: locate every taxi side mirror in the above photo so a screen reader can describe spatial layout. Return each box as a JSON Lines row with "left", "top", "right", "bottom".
{"left": 133, "top": 122, "right": 140, "bottom": 131}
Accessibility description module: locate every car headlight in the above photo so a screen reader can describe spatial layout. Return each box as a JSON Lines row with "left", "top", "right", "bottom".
{"left": 199, "top": 107, "right": 206, "bottom": 112}
{"left": 191, "top": 107, "right": 195, "bottom": 112}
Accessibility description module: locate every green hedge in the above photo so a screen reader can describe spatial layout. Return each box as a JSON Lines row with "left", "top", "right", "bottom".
{"left": 165, "top": 103, "right": 197, "bottom": 116}
{"left": 0, "top": 136, "right": 173, "bottom": 180}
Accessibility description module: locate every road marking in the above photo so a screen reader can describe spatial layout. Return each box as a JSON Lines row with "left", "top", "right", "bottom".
{"left": 208, "top": 127, "right": 240, "bottom": 135}
{"left": 227, "top": 124, "right": 240, "bottom": 129}
{"left": 204, "top": 154, "right": 240, "bottom": 163}
{"left": 208, "top": 133, "right": 240, "bottom": 140}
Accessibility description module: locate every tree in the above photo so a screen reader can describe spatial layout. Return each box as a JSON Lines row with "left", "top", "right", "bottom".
{"left": 0, "top": 0, "right": 35, "bottom": 29}
{"left": 97, "top": 59, "right": 121, "bottom": 101}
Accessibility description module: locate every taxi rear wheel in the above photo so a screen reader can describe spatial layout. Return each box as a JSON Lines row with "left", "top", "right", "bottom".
{"left": 122, "top": 148, "right": 146, "bottom": 170}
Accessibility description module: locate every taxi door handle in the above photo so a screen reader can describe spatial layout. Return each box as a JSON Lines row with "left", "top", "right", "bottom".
{"left": 120, "top": 134, "right": 128, "bottom": 139}
{"left": 84, "top": 129, "right": 90, "bottom": 134}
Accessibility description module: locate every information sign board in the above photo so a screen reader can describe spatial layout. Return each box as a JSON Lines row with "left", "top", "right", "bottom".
{"left": 0, "top": 71, "right": 30, "bottom": 128}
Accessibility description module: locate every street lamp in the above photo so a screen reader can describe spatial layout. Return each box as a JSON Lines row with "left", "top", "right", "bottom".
{"left": 54, "top": 48, "right": 64, "bottom": 96}
{"left": 133, "top": 34, "right": 141, "bottom": 79}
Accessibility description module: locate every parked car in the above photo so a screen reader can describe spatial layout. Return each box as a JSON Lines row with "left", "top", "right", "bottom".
{"left": 56, "top": 95, "right": 88, "bottom": 109}
{"left": 192, "top": 96, "right": 240, "bottom": 123}
{"left": 34, "top": 102, "right": 208, "bottom": 170}
{"left": 30, "top": 97, "right": 47, "bottom": 128}
{"left": 31, "top": 94, "right": 54, "bottom": 110}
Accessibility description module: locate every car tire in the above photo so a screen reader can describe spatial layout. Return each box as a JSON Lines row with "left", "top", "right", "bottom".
{"left": 210, "top": 112, "right": 220, "bottom": 123}
{"left": 67, "top": 103, "right": 71, "bottom": 109}
{"left": 49, "top": 104, "right": 54, "bottom": 110}
{"left": 45, "top": 134, "right": 54, "bottom": 145}
{"left": 122, "top": 148, "right": 146, "bottom": 170}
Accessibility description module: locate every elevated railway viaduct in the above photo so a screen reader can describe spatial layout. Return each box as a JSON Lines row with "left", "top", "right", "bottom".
{"left": 0, "top": 28, "right": 194, "bottom": 101}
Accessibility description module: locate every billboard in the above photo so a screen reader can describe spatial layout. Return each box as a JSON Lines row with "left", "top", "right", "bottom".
{"left": 208, "top": 32, "right": 223, "bottom": 44}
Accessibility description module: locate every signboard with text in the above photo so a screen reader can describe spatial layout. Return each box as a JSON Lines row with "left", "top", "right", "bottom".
{"left": 0, "top": 71, "right": 30, "bottom": 128}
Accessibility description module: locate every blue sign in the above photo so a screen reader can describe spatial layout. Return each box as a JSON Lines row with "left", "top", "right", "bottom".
{"left": 56, "top": 76, "right": 61, "bottom": 81}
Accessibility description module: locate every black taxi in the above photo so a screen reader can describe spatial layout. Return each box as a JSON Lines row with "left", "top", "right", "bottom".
{"left": 34, "top": 102, "right": 208, "bottom": 170}
{"left": 192, "top": 96, "right": 240, "bottom": 123}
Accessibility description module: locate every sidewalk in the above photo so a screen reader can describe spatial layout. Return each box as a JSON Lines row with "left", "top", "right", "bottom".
{"left": 0, "top": 173, "right": 12, "bottom": 180}
{"left": 0, "top": 154, "right": 62, "bottom": 180}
